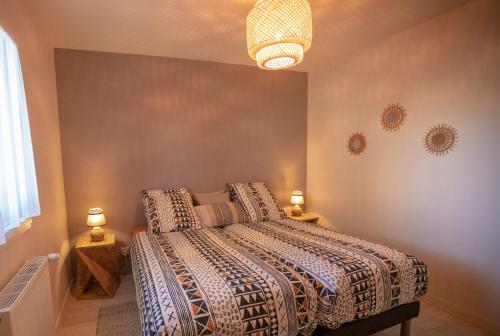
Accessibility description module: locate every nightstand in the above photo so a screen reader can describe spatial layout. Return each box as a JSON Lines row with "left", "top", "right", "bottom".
{"left": 289, "top": 213, "right": 320, "bottom": 224}
{"left": 75, "top": 233, "right": 121, "bottom": 299}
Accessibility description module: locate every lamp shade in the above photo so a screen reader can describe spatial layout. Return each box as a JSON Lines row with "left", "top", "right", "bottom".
{"left": 290, "top": 191, "right": 304, "bottom": 205}
{"left": 86, "top": 208, "right": 106, "bottom": 227}
{"left": 247, "top": 0, "right": 312, "bottom": 70}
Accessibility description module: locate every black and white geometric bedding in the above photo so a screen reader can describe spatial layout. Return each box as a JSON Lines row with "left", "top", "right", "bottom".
{"left": 130, "top": 229, "right": 318, "bottom": 336}
{"left": 223, "top": 220, "right": 429, "bottom": 329}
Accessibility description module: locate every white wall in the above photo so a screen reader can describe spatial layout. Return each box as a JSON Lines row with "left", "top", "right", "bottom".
{"left": 308, "top": 0, "right": 500, "bottom": 332}
{"left": 0, "top": 0, "right": 70, "bottom": 322}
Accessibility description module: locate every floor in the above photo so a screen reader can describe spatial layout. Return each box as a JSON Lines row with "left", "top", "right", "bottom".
{"left": 60, "top": 276, "right": 496, "bottom": 336}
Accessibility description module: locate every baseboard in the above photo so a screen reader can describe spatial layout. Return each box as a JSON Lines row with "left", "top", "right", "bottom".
{"left": 55, "top": 277, "right": 73, "bottom": 333}
{"left": 423, "top": 294, "right": 499, "bottom": 335}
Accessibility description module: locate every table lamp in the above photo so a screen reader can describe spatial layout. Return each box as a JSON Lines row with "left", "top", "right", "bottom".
{"left": 86, "top": 207, "right": 106, "bottom": 242}
{"left": 290, "top": 191, "right": 304, "bottom": 217}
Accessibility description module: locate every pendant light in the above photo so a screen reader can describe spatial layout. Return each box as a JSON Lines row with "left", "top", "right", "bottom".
{"left": 247, "top": 0, "right": 313, "bottom": 70}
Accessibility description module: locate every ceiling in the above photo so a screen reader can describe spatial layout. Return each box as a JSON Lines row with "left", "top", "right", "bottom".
{"left": 29, "top": 0, "right": 469, "bottom": 71}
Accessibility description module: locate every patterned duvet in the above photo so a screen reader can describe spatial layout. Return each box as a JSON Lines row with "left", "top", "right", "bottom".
{"left": 223, "top": 220, "right": 428, "bottom": 329}
{"left": 130, "top": 229, "right": 318, "bottom": 336}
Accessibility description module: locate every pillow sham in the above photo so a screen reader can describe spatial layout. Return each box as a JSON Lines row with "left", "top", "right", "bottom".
{"left": 194, "top": 202, "right": 248, "bottom": 228}
{"left": 227, "top": 182, "right": 287, "bottom": 222}
{"left": 143, "top": 188, "right": 200, "bottom": 234}
{"left": 193, "top": 190, "right": 230, "bottom": 205}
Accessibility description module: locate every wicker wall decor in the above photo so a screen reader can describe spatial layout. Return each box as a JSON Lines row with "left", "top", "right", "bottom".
{"left": 380, "top": 103, "right": 407, "bottom": 131}
{"left": 347, "top": 132, "right": 367, "bottom": 156}
{"left": 423, "top": 124, "right": 458, "bottom": 156}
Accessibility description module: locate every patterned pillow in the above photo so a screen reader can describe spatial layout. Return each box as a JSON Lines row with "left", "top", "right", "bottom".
{"left": 142, "top": 188, "right": 200, "bottom": 234}
{"left": 194, "top": 202, "right": 248, "bottom": 228}
{"left": 193, "top": 190, "right": 230, "bottom": 205}
{"left": 227, "top": 182, "right": 287, "bottom": 222}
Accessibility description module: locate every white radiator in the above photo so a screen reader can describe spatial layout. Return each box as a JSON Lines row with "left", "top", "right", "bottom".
{"left": 0, "top": 257, "right": 56, "bottom": 336}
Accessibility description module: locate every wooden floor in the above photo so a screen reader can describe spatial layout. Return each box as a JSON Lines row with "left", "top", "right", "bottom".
{"left": 60, "top": 276, "right": 496, "bottom": 336}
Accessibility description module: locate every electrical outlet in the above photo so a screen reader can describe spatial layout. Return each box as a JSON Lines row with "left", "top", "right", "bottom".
{"left": 120, "top": 246, "right": 130, "bottom": 256}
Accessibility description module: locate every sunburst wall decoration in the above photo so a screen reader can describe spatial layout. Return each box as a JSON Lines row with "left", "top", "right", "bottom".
{"left": 423, "top": 124, "right": 458, "bottom": 156}
{"left": 380, "top": 103, "right": 406, "bottom": 131}
{"left": 347, "top": 132, "right": 367, "bottom": 156}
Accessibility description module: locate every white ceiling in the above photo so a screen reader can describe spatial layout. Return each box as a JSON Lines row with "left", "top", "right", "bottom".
{"left": 30, "top": 0, "right": 469, "bottom": 71}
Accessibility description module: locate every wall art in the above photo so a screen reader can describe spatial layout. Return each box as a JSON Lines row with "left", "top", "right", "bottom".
{"left": 380, "top": 103, "right": 407, "bottom": 131}
{"left": 423, "top": 124, "right": 458, "bottom": 156}
{"left": 347, "top": 132, "right": 367, "bottom": 156}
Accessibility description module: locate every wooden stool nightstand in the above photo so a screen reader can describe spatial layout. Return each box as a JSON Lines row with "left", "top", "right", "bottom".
{"left": 289, "top": 213, "right": 320, "bottom": 224}
{"left": 75, "top": 233, "right": 121, "bottom": 299}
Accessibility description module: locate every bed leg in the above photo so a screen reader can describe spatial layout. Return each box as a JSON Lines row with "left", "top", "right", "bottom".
{"left": 400, "top": 319, "right": 411, "bottom": 336}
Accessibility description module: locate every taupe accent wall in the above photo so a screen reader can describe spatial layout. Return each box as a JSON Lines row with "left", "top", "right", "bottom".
{"left": 307, "top": 0, "right": 500, "bottom": 332}
{"left": 55, "top": 49, "right": 308, "bottom": 240}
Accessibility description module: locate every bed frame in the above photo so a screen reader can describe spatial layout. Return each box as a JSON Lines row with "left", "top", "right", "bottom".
{"left": 313, "top": 301, "right": 420, "bottom": 336}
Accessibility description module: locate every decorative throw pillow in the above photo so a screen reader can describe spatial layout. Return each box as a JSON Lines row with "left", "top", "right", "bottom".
{"left": 227, "top": 182, "right": 287, "bottom": 222}
{"left": 143, "top": 188, "right": 200, "bottom": 234}
{"left": 194, "top": 202, "right": 248, "bottom": 228}
{"left": 193, "top": 190, "right": 230, "bottom": 205}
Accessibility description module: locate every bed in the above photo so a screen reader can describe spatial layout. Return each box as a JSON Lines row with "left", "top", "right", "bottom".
{"left": 130, "top": 228, "right": 318, "bottom": 336}
{"left": 223, "top": 220, "right": 428, "bottom": 334}
{"left": 132, "top": 184, "right": 428, "bottom": 336}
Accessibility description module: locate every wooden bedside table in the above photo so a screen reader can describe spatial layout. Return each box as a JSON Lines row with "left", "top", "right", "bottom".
{"left": 75, "top": 233, "right": 121, "bottom": 299}
{"left": 289, "top": 213, "right": 320, "bottom": 224}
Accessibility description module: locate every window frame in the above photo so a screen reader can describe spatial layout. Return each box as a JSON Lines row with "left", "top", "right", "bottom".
{"left": 3, "top": 218, "right": 33, "bottom": 245}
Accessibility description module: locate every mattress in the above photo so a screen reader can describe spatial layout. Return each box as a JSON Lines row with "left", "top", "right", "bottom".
{"left": 130, "top": 229, "right": 318, "bottom": 336}
{"left": 223, "top": 220, "right": 428, "bottom": 329}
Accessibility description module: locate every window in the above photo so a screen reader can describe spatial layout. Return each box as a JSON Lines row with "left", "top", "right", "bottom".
{"left": 0, "top": 26, "right": 40, "bottom": 246}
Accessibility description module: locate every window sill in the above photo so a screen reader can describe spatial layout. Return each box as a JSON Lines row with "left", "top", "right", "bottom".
{"left": 2, "top": 218, "right": 32, "bottom": 246}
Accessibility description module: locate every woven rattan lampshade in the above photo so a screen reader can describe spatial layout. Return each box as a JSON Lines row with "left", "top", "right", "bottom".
{"left": 247, "top": 0, "right": 312, "bottom": 70}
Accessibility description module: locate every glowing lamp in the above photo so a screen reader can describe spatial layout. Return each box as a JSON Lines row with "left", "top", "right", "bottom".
{"left": 247, "top": 0, "right": 312, "bottom": 70}
{"left": 86, "top": 208, "right": 106, "bottom": 242}
{"left": 290, "top": 191, "right": 304, "bottom": 216}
